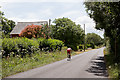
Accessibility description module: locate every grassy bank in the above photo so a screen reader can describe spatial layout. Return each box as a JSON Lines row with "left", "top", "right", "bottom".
{"left": 0, "top": 53, "right": 2, "bottom": 79}
{"left": 2, "top": 47, "right": 79, "bottom": 78}
{"left": 2, "top": 46, "right": 94, "bottom": 78}
{"left": 104, "top": 48, "right": 120, "bottom": 79}
{"left": 2, "top": 49, "right": 65, "bottom": 78}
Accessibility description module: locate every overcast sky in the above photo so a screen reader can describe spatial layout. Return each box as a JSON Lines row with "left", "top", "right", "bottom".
{"left": 0, "top": 0, "right": 104, "bottom": 38}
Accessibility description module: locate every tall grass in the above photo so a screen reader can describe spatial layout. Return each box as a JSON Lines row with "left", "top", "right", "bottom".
{"left": 104, "top": 48, "right": 119, "bottom": 79}
{"left": 2, "top": 48, "right": 76, "bottom": 78}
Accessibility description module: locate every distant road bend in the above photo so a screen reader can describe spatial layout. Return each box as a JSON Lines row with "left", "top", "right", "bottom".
{"left": 7, "top": 47, "right": 108, "bottom": 78}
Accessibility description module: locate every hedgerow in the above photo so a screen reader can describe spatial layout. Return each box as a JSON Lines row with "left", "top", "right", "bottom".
{"left": 2, "top": 38, "right": 64, "bottom": 58}
{"left": 37, "top": 38, "right": 64, "bottom": 52}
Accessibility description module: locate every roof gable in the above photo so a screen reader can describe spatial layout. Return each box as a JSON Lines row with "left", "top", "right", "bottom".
{"left": 10, "top": 21, "right": 48, "bottom": 34}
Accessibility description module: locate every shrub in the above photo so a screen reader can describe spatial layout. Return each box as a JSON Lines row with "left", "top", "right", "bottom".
{"left": 48, "top": 39, "right": 64, "bottom": 51}
{"left": 2, "top": 38, "right": 39, "bottom": 58}
{"left": 2, "top": 38, "right": 64, "bottom": 58}
{"left": 37, "top": 38, "right": 64, "bottom": 52}
{"left": 19, "top": 25, "right": 44, "bottom": 38}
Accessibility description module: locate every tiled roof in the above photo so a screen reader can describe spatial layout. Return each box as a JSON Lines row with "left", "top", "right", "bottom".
{"left": 10, "top": 21, "right": 48, "bottom": 34}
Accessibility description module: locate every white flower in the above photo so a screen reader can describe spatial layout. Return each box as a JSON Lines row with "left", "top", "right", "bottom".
{"left": 109, "top": 66, "right": 111, "bottom": 68}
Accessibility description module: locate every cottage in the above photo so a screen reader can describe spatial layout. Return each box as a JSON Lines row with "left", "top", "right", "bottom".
{"left": 10, "top": 21, "right": 48, "bottom": 37}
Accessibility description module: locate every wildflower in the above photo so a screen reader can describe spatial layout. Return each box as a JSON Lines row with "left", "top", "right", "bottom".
{"left": 109, "top": 66, "right": 111, "bottom": 68}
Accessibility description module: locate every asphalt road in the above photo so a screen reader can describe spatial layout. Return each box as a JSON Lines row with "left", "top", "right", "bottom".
{"left": 7, "top": 47, "right": 108, "bottom": 78}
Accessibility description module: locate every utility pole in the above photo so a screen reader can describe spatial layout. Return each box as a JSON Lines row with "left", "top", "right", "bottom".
{"left": 84, "top": 24, "right": 85, "bottom": 52}
{"left": 49, "top": 19, "right": 51, "bottom": 27}
{"left": 48, "top": 19, "right": 51, "bottom": 38}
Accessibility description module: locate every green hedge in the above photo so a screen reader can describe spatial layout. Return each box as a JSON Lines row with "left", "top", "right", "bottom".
{"left": 37, "top": 38, "right": 64, "bottom": 51}
{"left": 2, "top": 38, "right": 64, "bottom": 58}
{"left": 2, "top": 38, "right": 39, "bottom": 58}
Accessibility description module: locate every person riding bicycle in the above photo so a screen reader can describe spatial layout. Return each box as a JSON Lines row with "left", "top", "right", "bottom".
{"left": 67, "top": 48, "right": 71, "bottom": 60}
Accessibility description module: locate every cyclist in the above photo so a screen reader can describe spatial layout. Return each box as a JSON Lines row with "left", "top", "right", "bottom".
{"left": 67, "top": 48, "right": 71, "bottom": 61}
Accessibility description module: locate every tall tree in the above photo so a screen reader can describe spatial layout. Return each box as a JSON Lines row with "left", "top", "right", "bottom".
{"left": 86, "top": 33, "right": 103, "bottom": 46}
{"left": 84, "top": 2, "right": 120, "bottom": 58}
{"left": 0, "top": 11, "right": 15, "bottom": 37}
{"left": 51, "top": 17, "right": 84, "bottom": 50}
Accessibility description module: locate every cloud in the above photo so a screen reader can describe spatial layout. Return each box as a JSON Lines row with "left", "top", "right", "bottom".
{"left": 75, "top": 15, "right": 94, "bottom": 24}
{"left": 58, "top": 10, "right": 86, "bottom": 20}
{"left": 60, "top": 11, "right": 80, "bottom": 18}
{"left": 1, "top": 1, "right": 104, "bottom": 38}
{"left": 75, "top": 16, "right": 104, "bottom": 38}
{"left": 41, "top": 9, "right": 53, "bottom": 16}
{"left": 0, "top": 0, "right": 84, "bottom": 3}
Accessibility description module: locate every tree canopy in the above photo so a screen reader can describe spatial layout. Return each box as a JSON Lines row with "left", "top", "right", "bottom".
{"left": 51, "top": 17, "right": 84, "bottom": 50}
{"left": 84, "top": 2, "right": 120, "bottom": 58}
{"left": 19, "top": 24, "right": 50, "bottom": 39}
{"left": 86, "top": 33, "right": 103, "bottom": 46}
{"left": 0, "top": 11, "right": 16, "bottom": 38}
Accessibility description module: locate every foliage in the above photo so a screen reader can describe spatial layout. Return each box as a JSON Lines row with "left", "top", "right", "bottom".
{"left": 84, "top": 2, "right": 120, "bottom": 58}
{"left": 37, "top": 38, "right": 64, "bottom": 52}
{"left": 2, "top": 49, "right": 69, "bottom": 78}
{"left": 104, "top": 49, "right": 120, "bottom": 79}
{"left": 2, "top": 38, "right": 64, "bottom": 58}
{"left": 86, "top": 44, "right": 95, "bottom": 49}
{"left": 51, "top": 17, "right": 84, "bottom": 50}
{"left": 19, "top": 25, "right": 43, "bottom": 38}
{"left": 19, "top": 24, "right": 50, "bottom": 39}
{"left": 42, "top": 24, "right": 51, "bottom": 39}
{"left": 0, "top": 11, "right": 15, "bottom": 37}
{"left": 84, "top": 2, "right": 120, "bottom": 78}
{"left": 78, "top": 44, "right": 84, "bottom": 51}
{"left": 2, "top": 46, "right": 77, "bottom": 78}
{"left": 2, "top": 38, "right": 39, "bottom": 58}
{"left": 86, "top": 33, "right": 103, "bottom": 47}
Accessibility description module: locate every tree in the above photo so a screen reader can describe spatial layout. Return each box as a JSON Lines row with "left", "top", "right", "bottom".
{"left": 0, "top": 11, "right": 15, "bottom": 37}
{"left": 51, "top": 17, "right": 84, "bottom": 50}
{"left": 42, "top": 24, "right": 50, "bottom": 39}
{"left": 86, "top": 33, "right": 103, "bottom": 46}
{"left": 19, "top": 24, "right": 45, "bottom": 38}
{"left": 84, "top": 2, "right": 120, "bottom": 58}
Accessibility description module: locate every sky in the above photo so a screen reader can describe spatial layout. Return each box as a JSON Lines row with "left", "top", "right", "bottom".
{"left": 0, "top": 0, "right": 104, "bottom": 38}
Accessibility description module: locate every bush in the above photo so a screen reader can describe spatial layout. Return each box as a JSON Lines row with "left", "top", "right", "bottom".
{"left": 2, "top": 38, "right": 64, "bottom": 58}
{"left": 19, "top": 25, "right": 44, "bottom": 38}
{"left": 37, "top": 38, "right": 64, "bottom": 52}
{"left": 2, "top": 38, "right": 39, "bottom": 58}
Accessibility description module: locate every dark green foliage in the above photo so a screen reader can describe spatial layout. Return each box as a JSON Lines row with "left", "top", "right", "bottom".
{"left": 86, "top": 33, "right": 103, "bottom": 46}
{"left": 0, "top": 11, "right": 15, "bottom": 37}
{"left": 84, "top": 2, "right": 120, "bottom": 78}
{"left": 84, "top": 2, "right": 120, "bottom": 57}
{"left": 86, "top": 44, "right": 94, "bottom": 49}
{"left": 51, "top": 17, "right": 84, "bottom": 51}
{"left": 79, "top": 45, "right": 83, "bottom": 51}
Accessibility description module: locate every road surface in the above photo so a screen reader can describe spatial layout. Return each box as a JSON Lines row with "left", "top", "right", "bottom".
{"left": 6, "top": 47, "right": 108, "bottom": 78}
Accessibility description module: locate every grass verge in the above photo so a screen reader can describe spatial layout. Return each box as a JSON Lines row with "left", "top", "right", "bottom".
{"left": 104, "top": 48, "right": 120, "bottom": 80}
{"left": 0, "top": 54, "right": 2, "bottom": 79}
{"left": 2, "top": 49, "right": 67, "bottom": 78}
{"left": 2, "top": 48, "right": 93, "bottom": 78}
